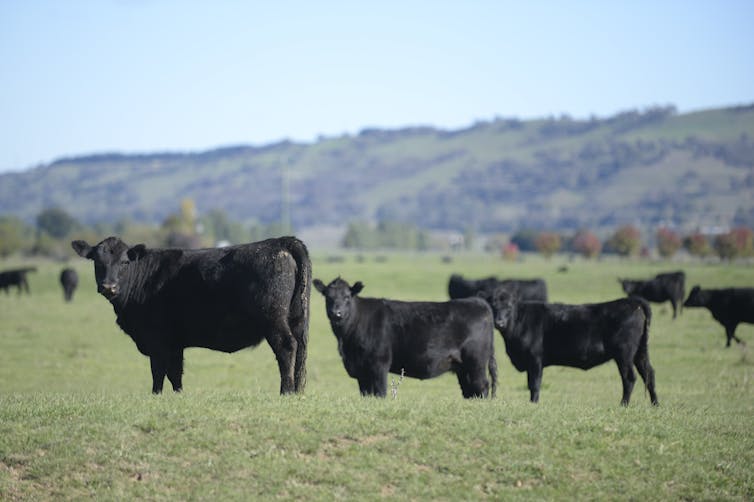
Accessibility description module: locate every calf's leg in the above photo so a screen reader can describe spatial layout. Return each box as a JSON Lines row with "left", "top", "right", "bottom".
{"left": 150, "top": 355, "right": 167, "bottom": 394}
{"left": 527, "top": 362, "right": 543, "bottom": 403}
{"left": 166, "top": 349, "right": 184, "bottom": 392}
{"left": 633, "top": 350, "right": 658, "bottom": 406}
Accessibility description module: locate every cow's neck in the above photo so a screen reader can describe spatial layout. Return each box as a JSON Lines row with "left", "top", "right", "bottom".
{"left": 109, "top": 251, "right": 179, "bottom": 313}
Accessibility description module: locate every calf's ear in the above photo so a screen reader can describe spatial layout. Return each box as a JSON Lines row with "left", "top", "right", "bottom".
{"left": 127, "top": 244, "right": 147, "bottom": 261}
{"left": 312, "top": 279, "right": 326, "bottom": 295}
{"left": 71, "top": 240, "right": 93, "bottom": 259}
{"left": 351, "top": 281, "right": 364, "bottom": 296}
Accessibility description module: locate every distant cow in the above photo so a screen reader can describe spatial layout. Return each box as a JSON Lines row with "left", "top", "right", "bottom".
{"left": 448, "top": 274, "right": 548, "bottom": 302}
{"left": 684, "top": 286, "right": 754, "bottom": 347}
{"left": 72, "top": 236, "right": 311, "bottom": 395}
{"left": 0, "top": 267, "right": 36, "bottom": 295}
{"left": 314, "top": 277, "right": 497, "bottom": 399}
{"left": 481, "top": 289, "right": 658, "bottom": 406}
{"left": 619, "top": 270, "right": 686, "bottom": 319}
{"left": 60, "top": 268, "right": 78, "bottom": 302}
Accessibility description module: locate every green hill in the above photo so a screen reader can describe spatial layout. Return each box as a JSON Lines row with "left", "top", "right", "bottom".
{"left": 1, "top": 104, "right": 753, "bottom": 233}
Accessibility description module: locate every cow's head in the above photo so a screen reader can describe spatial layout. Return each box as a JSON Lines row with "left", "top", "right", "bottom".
{"left": 313, "top": 277, "right": 363, "bottom": 325}
{"left": 619, "top": 279, "right": 638, "bottom": 295}
{"left": 478, "top": 286, "right": 516, "bottom": 331}
{"left": 71, "top": 236, "right": 146, "bottom": 300}
{"left": 683, "top": 285, "right": 705, "bottom": 307}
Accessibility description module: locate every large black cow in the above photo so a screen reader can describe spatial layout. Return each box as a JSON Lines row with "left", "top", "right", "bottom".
{"left": 313, "top": 277, "right": 497, "bottom": 399}
{"left": 60, "top": 267, "right": 78, "bottom": 302}
{"left": 684, "top": 286, "right": 754, "bottom": 347}
{"left": 448, "top": 274, "right": 547, "bottom": 302}
{"left": 619, "top": 270, "right": 686, "bottom": 319}
{"left": 481, "top": 289, "right": 658, "bottom": 406}
{"left": 72, "top": 236, "right": 311, "bottom": 395}
{"left": 0, "top": 267, "right": 36, "bottom": 295}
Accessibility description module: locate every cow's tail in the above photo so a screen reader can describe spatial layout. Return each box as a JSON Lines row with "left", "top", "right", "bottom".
{"left": 284, "top": 237, "right": 312, "bottom": 393}
{"left": 488, "top": 347, "right": 498, "bottom": 399}
{"left": 633, "top": 296, "right": 658, "bottom": 404}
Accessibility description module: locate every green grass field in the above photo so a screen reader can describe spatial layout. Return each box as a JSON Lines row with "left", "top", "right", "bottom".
{"left": 1, "top": 253, "right": 753, "bottom": 500}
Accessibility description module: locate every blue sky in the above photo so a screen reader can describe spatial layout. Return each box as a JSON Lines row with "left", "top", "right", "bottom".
{"left": 1, "top": 1, "right": 752, "bottom": 173}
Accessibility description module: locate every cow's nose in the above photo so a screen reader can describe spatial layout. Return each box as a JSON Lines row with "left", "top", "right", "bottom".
{"left": 101, "top": 283, "right": 118, "bottom": 296}
{"left": 333, "top": 310, "right": 342, "bottom": 319}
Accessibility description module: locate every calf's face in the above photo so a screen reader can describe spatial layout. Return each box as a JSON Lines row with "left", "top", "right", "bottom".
{"left": 482, "top": 288, "right": 516, "bottom": 331}
{"left": 313, "top": 277, "right": 364, "bottom": 324}
{"left": 71, "top": 237, "right": 146, "bottom": 299}
{"left": 619, "top": 279, "right": 638, "bottom": 295}
{"left": 683, "top": 285, "right": 705, "bottom": 307}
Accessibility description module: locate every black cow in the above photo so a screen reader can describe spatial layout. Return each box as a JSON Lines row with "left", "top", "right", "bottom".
{"left": 448, "top": 274, "right": 548, "bottom": 302}
{"left": 313, "top": 277, "right": 497, "bottom": 399}
{"left": 72, "top": 236, "right": 311, "bottom": 395}
{"left": 0, "top": 267, "right": 36, "bottom": 295}
{"left": 481, "top": 289, "right": 658, "bottom": 406}
{"left": 60, "top": 267, "right": 78, "bottom": 302}
{"left": 684, "top": 286, "right": 754, "bottom": 347}
{"left": 619, "top": 270, "right": 686, "bottom": 319}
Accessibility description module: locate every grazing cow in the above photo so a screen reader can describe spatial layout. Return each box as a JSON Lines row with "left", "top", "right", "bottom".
{"left": 60, "top": 267, "right": 78, "bottom": 302}
{"left": 480, "top": 289, "right": 658, "bottom": 406}
{"left": 0, "top": 267, "right": 36, "bottom": 295}
{"left": 684, "top": 286, "right": 754, "bottom": 347}
{"left": 448, "top": 274, "right": 548, "bottom": 302}
{"left": 619, "top": 270, "right": 686, "bottom": 319}
{"left": 72, "top": 236, "right": 311, "bottom": 395}
{"left": 313, "top": 277, "right": 497, "bottom": 399}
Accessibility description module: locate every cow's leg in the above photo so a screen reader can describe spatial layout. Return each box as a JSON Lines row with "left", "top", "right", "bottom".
{"left": 358, "top": 368, "right": 387, "bottom": 397}
{"left": 725, "top": 324, "right": 744, "bottom": 347}
{"left": 458, "top": 360, "right": 490, "bottom": 399}
{"left": 166, "top": 349, "right": 184, "bottom": 393}
{"left": 670, "top": 299, "right": 678, "bottom": 319}
{"left": 150, "top": 355, "right": 167, "bottom": 394}
{"left": 527, "top": 362, "right": 543, "bottom": 403}
{"left": 633, "top": 350, "right": 658, "bottom": 406}
{"left": 265, "top": 322, "right": 297, "bottom": 395}
{"left": 616, "top": 358, "right": 636, "bottom": 406}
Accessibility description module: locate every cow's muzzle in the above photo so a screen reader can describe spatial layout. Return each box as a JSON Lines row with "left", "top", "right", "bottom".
{"left": 99, "top": 283, "right": 119, "bottom": 298}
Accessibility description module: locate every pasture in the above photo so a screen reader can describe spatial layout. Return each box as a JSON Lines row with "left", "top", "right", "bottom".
{"left": 1, "top": 252, "right": 753, "bottom": 500}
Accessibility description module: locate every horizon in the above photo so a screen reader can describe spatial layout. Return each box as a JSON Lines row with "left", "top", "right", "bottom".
{"left": 2, "top": 1, "right": 753, "bottom": 173}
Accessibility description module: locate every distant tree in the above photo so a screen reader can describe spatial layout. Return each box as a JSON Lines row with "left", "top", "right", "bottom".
{"left": 714, "top": 232, "right": 738, "bottom": 260}
{"left": 534, "top": 232, "right": 561, "bottom": 259}
{"left": 202, "top": 209, "right": 248, "bottom": 245}
{"left": 730, "top": 227, "right": 754, "bottom": 257}
{"left": 0, "top": 215, "right": 28, "bottom": 257}
{"left": 571, "top": 229, "right": 602, "bottom": 259}
{"left": 605, "top": 225, "right": 642, "bottom": 257}
{"left": 712, "top": 227, "right": 753, "bottom": 260}
{"left": 683, "top": 232, "right": 712, "bottom": 257}
{"left": 656, "top": 227, "right": 682, "bottom": 258}
{"left": 342, "top": 220, "right": 376, "bottom": 249}
{"left": 36, "top": 207, "right": 79, "bottom": 239}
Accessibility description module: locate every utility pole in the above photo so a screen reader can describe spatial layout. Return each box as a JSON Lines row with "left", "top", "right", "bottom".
{"left": 281, "top": 159, "right": 291, "bottom": 235}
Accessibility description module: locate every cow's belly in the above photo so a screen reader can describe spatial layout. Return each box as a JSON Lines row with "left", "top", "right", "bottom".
{"left": 181, "top": 319, "right": 267, "bottom": 353}
{"left": 390, "top": 351, "right": 457, "bottom": 380}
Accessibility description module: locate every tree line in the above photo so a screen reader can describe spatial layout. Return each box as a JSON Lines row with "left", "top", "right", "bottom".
{"left": 1, "top": 203, "right": 751, "bottom": 261}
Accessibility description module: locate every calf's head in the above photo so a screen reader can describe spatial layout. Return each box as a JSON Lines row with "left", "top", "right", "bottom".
{"left": 479, "top": 287, "right": 517, "bottom": 331}
{"left": 619, "top": 279, "right": 638, "bottom": 295}
{"left": 71, "top": 237, "right": 146, "bottom": 300}
{"left": 683, "top": 285, "right": 705, "bottom": 307}
{"left": 313, "top": 277, "right": 363, "bottom": 325}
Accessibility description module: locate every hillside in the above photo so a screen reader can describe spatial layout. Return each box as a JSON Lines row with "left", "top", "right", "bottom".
{"left": 1, "top": 104, "right": 753, "bottom": 234}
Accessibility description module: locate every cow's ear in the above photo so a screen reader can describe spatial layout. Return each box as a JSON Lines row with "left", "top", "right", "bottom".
{"left": 313, "top": 279, "right": 327, "bottom": 295}
{"left": 351, "top": 281, "right": 364, "bottom": 296}
{"left": 127, "top": 244, "right": 147, "bottom": 261}
{"left": 71, "top": 240, "right": 93, "bottom": 259}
